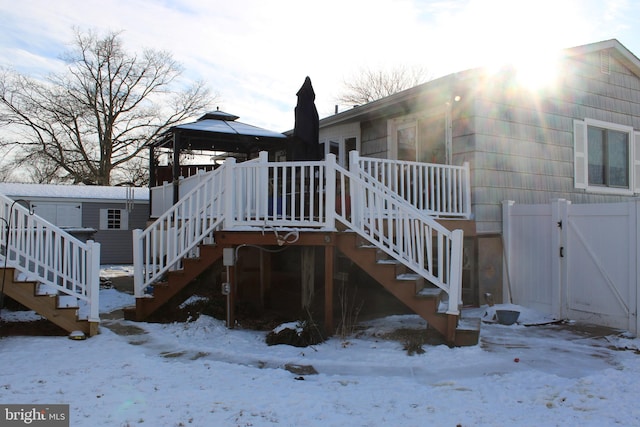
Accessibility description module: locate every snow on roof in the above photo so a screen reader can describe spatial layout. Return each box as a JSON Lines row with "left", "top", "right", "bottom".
{"left": 174, "top": 118, "right": 287, "bottom": 139}
{"left": 0, "top": 183, "right": 149, "bottom": 202}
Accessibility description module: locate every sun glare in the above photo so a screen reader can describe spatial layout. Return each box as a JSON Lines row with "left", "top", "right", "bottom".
{"left": 438, "top": 0, "right": 575, "bottom": 91}
{"left": 504, "top": 50, "right": 561, "bottom": 91}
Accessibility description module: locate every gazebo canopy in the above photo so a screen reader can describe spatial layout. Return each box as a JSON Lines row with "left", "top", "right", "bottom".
{"left": 149, "top": 109, "right": 290, "bottom": 205}
{"left": 151, "top": 109, "right": 288, "bottom": 155}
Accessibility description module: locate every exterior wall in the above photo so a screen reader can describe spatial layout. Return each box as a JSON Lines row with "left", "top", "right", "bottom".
{"left": 467, "top": 49, "right": 640, "bottom": 233}
{"left": 83, "top": 201, "right": 149, "bottom": 264}
{"left": 318, "top": 41, "right": 640, "bottom": 306}
{"left": 318, "top": 122, "right": 360, "bottom": 144}
{"left": 360, "top": 120, "right": 388, "bottom": 158}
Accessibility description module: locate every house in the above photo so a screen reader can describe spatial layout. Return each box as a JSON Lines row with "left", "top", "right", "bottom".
{"left": 0, "top": 183, "right": 149, "bottom": 264}
{"left": 131, "top": 105, "right": 477, "bottom": 345}
{"left": 317, "top": 39, "right": 640, "bottom": 307}
{"left": 122, "top": 39, "right": 640, "bottom": 343}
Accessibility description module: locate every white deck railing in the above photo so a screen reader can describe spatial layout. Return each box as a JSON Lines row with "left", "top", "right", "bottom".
{"left": 0, "top": 194, "right": 100, "bottom": 321}
{"left": 135, "top": 152, "right": 464, "bottom": 314}
{"left": 335, "top": 159, "right": 463, "bottom": 314}
{"left": 353, "top": 152, "right": 471, "bottom": 218}
{"left": 133, "top": 166, "right": 226, "bottom": 296}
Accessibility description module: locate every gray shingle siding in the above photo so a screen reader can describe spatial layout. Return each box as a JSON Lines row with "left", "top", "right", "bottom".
{"left": 461, "top": 49, "right": 640, "bottom": 233}
{"left": 83, "top": 202, "right": 148, "bottom": 264}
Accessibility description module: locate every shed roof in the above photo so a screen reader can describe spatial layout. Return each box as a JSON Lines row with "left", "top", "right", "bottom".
{"left": 0, "top": 183, "right": 149, "bottom": 202}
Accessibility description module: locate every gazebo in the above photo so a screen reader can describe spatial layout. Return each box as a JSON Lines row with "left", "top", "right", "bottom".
{"left": 148, "top": 109, "right": 289, "bottom": 206}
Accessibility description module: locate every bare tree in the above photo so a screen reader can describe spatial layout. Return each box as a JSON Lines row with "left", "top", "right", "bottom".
{"left": 336, "top": 65, "right": 431, "bottom": 107}
{"left": 0, "top": 29, "right": 212, "bottom": 185}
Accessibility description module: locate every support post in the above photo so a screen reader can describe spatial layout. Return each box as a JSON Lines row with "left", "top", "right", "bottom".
{"left": 227, "top": 264, "right": 236, "bottom": 329}
{"left": 324, "top": 244, "right": 334, "bottom": 335}
{"left": 172, "top": 133, "right": 181, "bottom": 205}
{"left": 301, "top": 247, "right": 315, "bottom": 309}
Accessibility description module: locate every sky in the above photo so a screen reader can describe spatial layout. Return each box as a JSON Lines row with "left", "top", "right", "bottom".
{"left": 0, "top": 267, "right": 639, "bottom": 425}
{"left": 0, "top": 0, "right": 639, "bottom": 133}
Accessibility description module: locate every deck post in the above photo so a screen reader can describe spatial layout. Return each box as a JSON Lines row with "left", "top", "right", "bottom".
{"left": 324, "top": 244, "right": 334, "bottom": 335}
{"left": 86, "top": 240, "right": 101, "bottom": 322}
{"left": 325, "top": 154, "right": 336, "bottom": 229}
{"left": 223, "top": 158, "right": 237, "bottom": 229}
{"left": 446, "top": 229, "right": 463, "bottom": 315}
{"left": 132, "top": 229, "right": 144, "bottom": 297}
{"left": 349, "top": 151, "right": 361, "bottom": 227}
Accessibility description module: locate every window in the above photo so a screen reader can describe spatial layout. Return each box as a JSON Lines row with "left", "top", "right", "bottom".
{"left": 397, "top": 122, "right": 418, "bottom": 161}
{"left": 574, "top": 119, "right": 640, "bottom": 194}
{"left": 587, "top": 126, "right": 628, "bottom": 187}
{"left": 319, "top": 136, "right": 359, "bottom": 167}
{"left": 100, "top": 209, "right": 128, "bottom": 230}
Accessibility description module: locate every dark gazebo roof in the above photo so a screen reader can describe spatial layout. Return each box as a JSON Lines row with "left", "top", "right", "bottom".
{"left": 151, "top": 109, "right": 288, "bottom": 155}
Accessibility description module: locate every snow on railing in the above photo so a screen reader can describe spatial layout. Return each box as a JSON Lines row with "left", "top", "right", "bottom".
{"left": 134, "top": 152, "right": 463, "bottom": 313}
{"left": 0, "top": 194, "right": 100, "bottom": 321}
{"left": 334, "top": 157, "right": 463, "bottom": 315}
{"left": 353, "top": 152, "right": 471, "bottom": 219}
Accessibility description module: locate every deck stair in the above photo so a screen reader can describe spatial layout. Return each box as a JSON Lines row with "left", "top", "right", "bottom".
{"left": 0, "top": 194, "right": 101, "bottom": 337}
{"left": 1, "top": 268, "right": 98, "bottom": 336}
{"left": 132, "top": 151, "right": 478, "bottom": 345}
{"left": 124, "top": 244, "right": 224, "bottom": 321}
{"left": 336, "top": 233, "right": 478, "bottom": 346}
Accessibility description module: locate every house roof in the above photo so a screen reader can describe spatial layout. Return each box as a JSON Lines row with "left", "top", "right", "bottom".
{"left": 317, "top": 39, "right": 640, "bottom": 128}
{"left": 0, "top": 183, "right": 149, "bottom": 202}
{"left": 563, "top": 39, "right": 640, "bottom": 76}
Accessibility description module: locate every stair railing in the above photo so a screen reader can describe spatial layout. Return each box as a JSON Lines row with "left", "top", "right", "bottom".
{"left": 134, "top": 152, "right": 463, "bottom": 314}
{"left": 352, "top": 152, "right": 471, "bottom": 219}
{"left": 334, "top": 155, "right": 463, "bottom": 315}
{"left": 0, "top": 194, "right": 100, "bottom": 321}
{"left": 133, "top": 165, "right": 227, "bottom": 296}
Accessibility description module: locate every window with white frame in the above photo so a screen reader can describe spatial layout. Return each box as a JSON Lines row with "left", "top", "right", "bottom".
{"left": 319, "top": 136, "right": 358, "bottom": 167}
{"left": 389, "top": 116, "right": 419, "bottom": 161}
{"left": 574, "top": 119, "right": 640, "bottom": 195}
{"left": 100, "top": 208, "right": 129, "bottom": 230}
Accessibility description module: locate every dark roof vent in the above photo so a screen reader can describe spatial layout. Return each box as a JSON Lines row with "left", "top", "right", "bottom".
{"left": 198, "top": 108, "right": 240, "bottom": 122}
{"left": 600, "top": 50, "right": 611, "bottom": 75}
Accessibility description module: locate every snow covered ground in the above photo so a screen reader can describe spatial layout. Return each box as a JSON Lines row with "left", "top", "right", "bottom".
{"left": 0, "top": 266, "right": 639, "bottom": 426}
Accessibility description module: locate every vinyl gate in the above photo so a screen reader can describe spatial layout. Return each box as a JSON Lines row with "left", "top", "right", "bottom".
{"left": 503, "top": 199, "right": 640, "bottom": 335}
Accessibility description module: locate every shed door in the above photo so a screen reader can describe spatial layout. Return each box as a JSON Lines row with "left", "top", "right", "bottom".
{"left": 31, "top": 202, "right": 82, "bottom": 228}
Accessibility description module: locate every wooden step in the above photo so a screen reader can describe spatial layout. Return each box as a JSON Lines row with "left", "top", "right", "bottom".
{"left": 125, "top": 243, "right": 224, "bottom": 321}
{"left": 1, "top": 268, "right": 98, "bottom": 336}
{"left": 335, "top": 232, "right": 478, "bottom": 346}
{"left": 453, "top": 317, "right": 481, "bottom": 347}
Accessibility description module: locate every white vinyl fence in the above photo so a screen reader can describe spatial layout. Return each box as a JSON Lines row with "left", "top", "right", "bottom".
{"left": 503, "top": 199, "right": 640, "bottom": 335}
